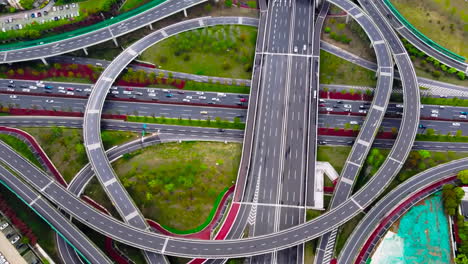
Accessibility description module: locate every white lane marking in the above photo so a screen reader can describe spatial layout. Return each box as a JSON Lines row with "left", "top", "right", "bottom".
{"left": 125, "top": 211, "right": 139, "bottom": 221}
{"left": 30, "top": 195, "right": 41, "bottom": 206}
{"left": 161, "top": 29, "right": 168, "bottom": 37}
{"left": 87, "top": 143, "right": 101, "bottom": 151}
{"left": 347, "top": 160, "right": 361, "bottom": 167}
{"left": 372, "top": 105, "right": 384, "bottom": 111}
{"left": 389, "top": 157, "right": 403, "bottom": 165}
{"left": 354, "top": 13, "right": 363, "bottom": 19}
{"left": 357, "top": 139, "right": 370, "bottom": 147}
{"left": 373, "top": 40, "right": 384, "bottom": 45}
{"left": 88, "top": 110, "right": 100, "bottom": 114}
{"left": 380, "top": 72, "right": 392, "bottom": 77}
{"left": 161, "top": 237, "right": 169, "bottom": 254}
{"left": 127, "top": 48, "right": 137, "bottom": 56}
{"left": 198, "top": 19, "right": 204, "bottom": 26}
{"left": 340, "top": 177, "right": 353, "bottom": 185}
{"left": 41, "top": 181, "right": 53, "bottom": 192}
{"left": 103, "top": 178, "right": 117, "bottom": 187}
{"left": 350, "top": 197, "right": 364, "bottom": 210}
{"left": 102, "top": 77, "right": 113, "bottom": 82}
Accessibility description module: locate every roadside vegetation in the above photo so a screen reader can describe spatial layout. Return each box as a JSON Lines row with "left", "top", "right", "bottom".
{"left": 320, "top": 50, "right": 377, "bottom": 87}
{"left": 127, "top": 115, "right": 245, "bottom": 130}
{"left": 139, "top": 25, "right": 257, "bottom": 79}
{"left": 391, "top": 0, "right": 467, "bottom": 59}
{"left": 23, "top": 127, "right": 137, "bottom": 182}
{"left": 96, "top": 141, "right": 241, "bottom": 231}
{"left": 0, "top": 133, "right": 42, "bottom": 168}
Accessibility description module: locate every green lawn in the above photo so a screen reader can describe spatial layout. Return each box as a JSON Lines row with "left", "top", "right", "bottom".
{"left": 120, "top": 0, "right": 152, "bottom": 12}
{"left": 79, "top": 0, "right": 113, "bottom": 14}
{"left": 335, "top": 213, "right": 365, "bottom": 256}
{"left": 391, "top": 0, "right": 468, "bottom": 59}
{"left": 127, "top": 116, "right": 245, "bottom": 129}
{"left": 320, "top": 50, "right": 377, "bottom": 86}
{"left": 139, "top": 25, "right": 257, "bottom": 79}
{"left": 107, "top": 141, "right": 242, "bottom": 230}
{"left": 22, "top": 128, "right": 137, "bottom": 182}
{"left": 0, "top": 134, "right": 42, "bottom": 168}
{"left": 317, "top": 146, "right": 351, "bottom": 174}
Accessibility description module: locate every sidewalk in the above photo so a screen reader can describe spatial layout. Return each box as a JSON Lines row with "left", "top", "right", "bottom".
{"left": 0, "top": 231, "right": 27, "bottom": 264}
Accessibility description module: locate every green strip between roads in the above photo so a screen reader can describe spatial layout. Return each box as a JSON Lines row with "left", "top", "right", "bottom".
{"left": 160, "top": 186, "right": 230, "bottom": 235}
{"left": 0, "top": 0, "right": 168, "bottom": 52}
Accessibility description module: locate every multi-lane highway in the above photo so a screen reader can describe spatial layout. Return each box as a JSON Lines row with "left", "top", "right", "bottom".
{"left": 0, "top": 0, "right": 208, "bottom": 63}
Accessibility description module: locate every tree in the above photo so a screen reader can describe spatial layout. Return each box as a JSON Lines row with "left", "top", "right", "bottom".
{"left": 455, "top": 254, "right": 468, "bottom": 264}
{"left": 458, "top": 170, "right": 468, "bottom": 184}
{"left": 225, "top": 0, "right": 233, "bottom": 7}
{"left": 432, "top": 70, "right": 441, "bottom": 78}
{"left": 458, "top": 71, "right": 466, "bottom": 80}
{"left": 324, "top": 27, "right": 331, "bottom": 33}
{"left": 426, "top": 128, "right": 435, "bottom": 137}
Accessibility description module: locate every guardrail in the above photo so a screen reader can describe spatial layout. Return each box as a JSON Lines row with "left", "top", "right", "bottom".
{"left": 0, "top": 0, "right": 168, "bottom": 52}
{"left": 383, "top": 0, "right": 466, "bottom": 63}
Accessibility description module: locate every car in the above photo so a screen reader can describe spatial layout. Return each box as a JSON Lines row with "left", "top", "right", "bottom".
{"left": 240, "top": 98, "right": 247, "bottom": 102}
{"left": 111, "top": 91, "right": 119, "bottom": 95}
{"left": 6, "top": 88, "right": 14, "bottom": 92}
{"left": 147, "top": 88, "right": 155, "bottom": 93}
{"left": 59, "top": 5, "right": 63, "bottom": 10}
{"left": 46, "top": 99, "right": 54, "bottom": 103}
{"left": 165, "top": 93, "right": 173, "bottom": 98}
{"left": 65, "top": 4, "right": 69, "bottom": 9}
{"left": 22, "top": 89, "right": 30, "bottom": 92}
{"left": 58, "top": 90, "right": 66, "bottom": 94}
{"left": 196, "top": 91, "right": 204, "bottom": 95}
{"left": 460, "top": 115, "right": 467, "bottom": 119}
{"left": 6, "top": 233, "right": 14, "bottom": 239}
{"left": 0, "top": 222, "right": 8, "bottom": 230}
{"left": 431, "top": 110, "right": 439, "bottom": 114}
{"left": 37, "top": 12, "right": 41, "bottom": 17}
{"left": 58, "top": 86, "right": 65, "bottom": 90}
{"left": 66, "top": 87, "right": 74, "bottom": 91}
{"left": 76, "top": 88, "right": 83, "bottom": 92}
{"left": 461, "top": 112, "right": 468, "bottom": 115}
{"left": 350, "top": 121, "right": 358, "bottom": 125}
{"left": 36, "top": 83, "right": 45, "bottom": 88}
{"left": 333, "top": 105, "right": 339, "bottom": 108}
{"left": 177, "top": 90, "right": 185, "bottom": 94}
{"left": 212, "top": 97, "right": 220, "bottom": 102}
{"left": 186, "top": 95, "right": 192, "bottom": 99}
{"left": 125, "top": 87, "right": 133, "bottom": 91}
{"left": 123, "top": 91, "right": 131, "bottom": 95}
{"left": 31, "top": 13, "right": 35, "bottom": 18}
{"left": 54, "top": 16, "right": 59, "bottom": 21}
{"left": 9, "top": 95, "right": 17, "bottom": 99}
{"left": 344, "top": 109, "right": 351, "bottom": 112}
{"left": 218, "top": 128, "right": 225, "bottom": 132}
{"left": 326, "top": 107, "right": 333, "bottom": 111}
{"left": 236, "top": 102, "right": 244, "bottom": 106}
{"left": 303, "top": 44, "right": 307, "bottom": 51}
{"left": 208, "top": 102, "right": 215, "bottom": 105}
{"left": 431, "top": 113, "right": 438, "bottom": 118}
{"left": 440, "top": 95, "right": 448, "bottom": 98}
{"left": 319, "top": 104, "right": 325, "bottom": 107}
{"left": 66, "top": 91, "right": 74, "bottom": 95}
{"left": 200, "top": 111, "right": 208, "bottom": 115}
{"left": 84, "top": 88, "right": 92, "bottom": 92}
{"left": 110, "top": 86, "right": 118, "bottom": 90}
{"left": 53, "top": 6, "right": 57, "bottom": 11}
{"left": 359, "top": 110, "right": 367, "bottom": 114}
{"left": 453, "top": 122, "right": 461, "bottom": 126}
{"left": 439, "top": 105, "right": 445, "bottom": 109}
{"left": 418, "top": 124, "right": 426, "bottom": 129}
{"left": 135, "top": 92, "right": 143, "bottom": 96}
{"left": 148, "top": 93, "right": 156, "bottom": 97}
{"left": 7, "top": 84, "right": 15, "bottom": 88}
{"left": 343, "top": 104, "right": 351, "bottom": 109}
{"left": 396, "top": 104, "right": 403, "bottom": 108}
{"left": 10, "top": 236, "right": 19, "bottom": 244}
{"left": 72, "top": 3, "right": 76, "bottom": 8}
{"left": 319, "top": 99, "right": 326, "bottom": 103}
{"left": 29, "top": 85, "right": 37, "bottom": 89}
{"left": 199, "top": 96, "right": 206, "bottom": 100}
{"left": 163, "top": 89, "right": 169, "bottom": 93}
{"left": 336, "top": 100, "right": 343, "bottom": 104}
{"left": 128, "top": 95, "right": 136, "bottom": 99}
{"left": 182, "top": 99, "right": 190, "bottom": 102}
{"left": 44, "top": 10, "right": 48, "bottom": 16}
{"left": 217, "top": 93, "right": 227, "bottom": 97}
{"left": 359, "top": 105, "right": 366, "bottom": 109}
{"left": 294, "top": 46, "right": 298, "bottom": 53}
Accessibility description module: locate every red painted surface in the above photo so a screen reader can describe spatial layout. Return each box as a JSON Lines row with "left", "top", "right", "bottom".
{"left": 354, "top": 176, "right": 456, "bottom": 264}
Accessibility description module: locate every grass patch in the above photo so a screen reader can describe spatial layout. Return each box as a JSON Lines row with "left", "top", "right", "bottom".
{"left": 43, "top": 76, "right": 93, "bottom": 84}
{"left": 139, "top": 25, "right": 257, "bottom": 79}
{"left": 127, "top": 116, "right": 245, "bottom": 130}
{"left": 304, "top": 239, "right": 318, "bottom": 264}
{"left": 320, "top": 50, "right": 377, "bottom": 86}
{"left": 317, "top": 146, "right": 351, "bottom": 174}
{"left": 110, "top": 141, "right": 242, "bottom": 230}
{"left": 184, "top": 80, "right": 250, "bottom": 94}
{"left": 0, "top": 134, "right": 42, "bottom": 168}
{"left": 0, "top": 184, "right": 59, "bottom": 262}
{"left": 120, "top": 0, "right": 152, "bottom": 12}
{"left": 22, "top": 127, "right": 137, "bottom": 182}
{"left": 391, "top": 0, "right": 468, "bottom": 59}
{"left": 421, "top": 96, "right": 468, "bottom": 107}
{"left": 78, "top": 0, "right": 112, "bottom": 14}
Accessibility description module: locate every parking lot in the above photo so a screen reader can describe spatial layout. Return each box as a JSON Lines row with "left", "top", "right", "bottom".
{"left": 0, "top": 216, "right": 40, "bottom": 264}
{"left": 1, "top": 3, "right": 80, "bottom": 32}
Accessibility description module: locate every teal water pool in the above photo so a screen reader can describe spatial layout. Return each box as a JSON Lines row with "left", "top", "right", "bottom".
{"left": 370, "top": 192, "right": 452, "bottom": 264}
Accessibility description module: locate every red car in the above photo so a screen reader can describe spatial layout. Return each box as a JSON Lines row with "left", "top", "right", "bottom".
{"left": 67, "top": 87, "right": 74, "bottom": 91}
{"left": 125, "top": 87, "right": 134, "bottom": 91}
{"left": 319, "top": 103, "right": 325, "bottom": 107}
{"left": 240, "top": 98, "right": 247, "bottom": 102}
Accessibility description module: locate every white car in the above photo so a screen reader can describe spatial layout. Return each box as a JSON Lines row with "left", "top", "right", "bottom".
{"left": 163, "top": 89, "right": 169, "bottom": 93}
{"left": 439, "top": 105, "right": 445, "bottom": 109}
{"left": 123, "top": 91, "right": 131, "bottom": 95}
{"left": 431, "top": 110, "right": 439, "bottom": 114}
{"left": 319, "top": 99, "right": 326, "bottom": 103}
{"left": 196, "top": 91, "right": 204, "bottom": 95}
{"left": 460, "top": 115, "right": 467, "bottom": 119}
{"left": 453, "top": 122, "right": 461, "bottom": 126}
{"left": 217, "top": 93, "right": 227, "bottom": 97}
{"left": 84, "top": 88, "right": 92, "bottom": 92}
{"left": 22, "top": 88, "right": 30, "bottom": 92}
{"left": 6, "top": 88, "right": 14, "bottom": 92}
{"left": 58, "top": 86, "right": 65, "bottom": 90}
{"left": 395, "top": 104, "right": 403, "bottom": 108}
{"left": 147, "top": 88, "right": 155, "bottom": 93}
{"left": 303, "top": 44, "right": 307, "bottom": 51}
{"left": 10, "top": 236, "right": 19, "bottom": 244}
{"left": 8, "top": 80, "right": 14, "bottom": 84}
{"left": 148, "top": 93, "right": 156, "bottom": 97}
{"left": 111, "top": 91, "right": 119, "bottom": 95}
{"left": 46, "top": 99, "right": 54, "bottom": 103}
{"left": 343, "top": 104, "right": 352, "bottom": 109}
{"left": 58, "top": 90, "right": 66, "bottom": 94}
{"left": 9, "top": 95, "right": 17, "bottom": 99}
{"left": 182, "top": 99, "right": 190, "bottom": 102}
{"left": 294, "top": 46, "right": 298, "bottom": 53}
{"left": 359, "top": 110, "right": 367, "bottom": 114}
{"left": 28, "top": 85, "right": 37, "bottom": 89}
{"left": 212, "top": 97, "right": 220, "bottom": 102}
{"left": 350, "top": 121, "right": 358, "bottom": 125}
{"left": 111, "top": 86, "right": 118, "bottom": 90}
{"left": 36, "top": 82, "right": 45, "bottom": 88}
{"left": 431, "top": 113, "right": 438, "bottom": 118}
{"left": 199, "top": 96, "right": 206, "bottom": 100}
{"left": 186, "top": 95, "right": 192, "bottom": 99}
{"left": 0, "top": 222, "right": 8, "bottom": 230}
{"left": 326, "top": 107, "right": 333, "bottom": 111}
{"left": 66, "top": 91, "right": 74, "bottom": 95}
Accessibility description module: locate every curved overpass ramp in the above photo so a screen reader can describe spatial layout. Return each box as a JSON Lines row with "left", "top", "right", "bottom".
{"left": 0, "top": 0, "right": 207, "bottom": 64}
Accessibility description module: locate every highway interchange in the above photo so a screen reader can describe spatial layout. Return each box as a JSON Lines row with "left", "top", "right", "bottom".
{"left": 0, "top": 0, "right": 466, "bottom": 263}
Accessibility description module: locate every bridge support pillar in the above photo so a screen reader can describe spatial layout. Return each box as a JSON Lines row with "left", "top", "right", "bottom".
{"left": 40, "top": 57, "right": 48, "bottom": 65}
{"left": 83, "top": 47, "right": 88, "bottom": 56}
{"left": 183, "top": 9, "right": 188, "bottom": 17}
{"left": 345, "top": 13, "right": 350, "bottom": 24}
{"left": 148, "top": 23, "right": 153, "bottom": 30}
{"left": 112, "top": 37, "right": 119, "bottom": 47}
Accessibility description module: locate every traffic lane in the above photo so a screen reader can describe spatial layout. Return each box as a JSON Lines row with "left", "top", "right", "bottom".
{"left": 0, "top": 164, "right": 112, "bottom": 264}
{"left": 292, "top": 0, "right": 313, "bottom": 55}
{"left": 266, "top": 0, "right": 293, "bottom": 53}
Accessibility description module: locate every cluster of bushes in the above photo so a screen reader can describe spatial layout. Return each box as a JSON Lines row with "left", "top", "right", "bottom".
{"left": 0, "top": 194, "right": 37, "bottom": 245}
{"left": 442, "top": 183, "right": 464, "bottom": 215}
{"left": 402, "top": 39, "right": 466, "bottom": 80}
{"left": 417, "top": 128, "right": 466, "bottom": 142}
{"left": 324, "top": 25, "right": 352, "bottom": 44}
{"left": 3, "top": 62, "right": 103, "bottom": 82}
{"left": 421, "top": 96, "right": 468, "bottom": 107}
{"left": 119, "top": 68, "right": 184, "bottom": 88}
{"left": 184, "top": 80, "right": 249, "bottom": 94}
